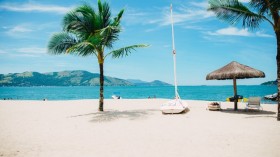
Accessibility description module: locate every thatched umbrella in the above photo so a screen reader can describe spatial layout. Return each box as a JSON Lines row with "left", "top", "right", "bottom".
{"left": 206, "top": 61, "right": 265, "bottom": 110}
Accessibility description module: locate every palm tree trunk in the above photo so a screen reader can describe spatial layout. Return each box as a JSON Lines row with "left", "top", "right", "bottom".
{"left": 276, "top": 32, "right": 280, "bottom": 121}
{"left": 99, "top": 63, "right": 104, "bottom": 111}
{"left": 233, "top": 78, "right": 238, "bottom": 110}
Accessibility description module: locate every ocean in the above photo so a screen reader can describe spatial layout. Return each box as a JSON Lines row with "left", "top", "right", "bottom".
{"left": 0, "top": 85, "right": 277, "bottom": 104}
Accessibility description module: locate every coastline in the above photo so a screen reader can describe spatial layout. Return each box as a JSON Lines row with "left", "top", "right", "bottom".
{"left": 0, "top": 99, "right": 279, "bottom": 157}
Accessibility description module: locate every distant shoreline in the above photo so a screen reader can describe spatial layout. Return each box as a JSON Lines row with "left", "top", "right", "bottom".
{"left": 0, "top": 84, "right": 277, "bottom": 87}
{"left": 0, "top": 98, "right": 277, "bottom": 105}
{"left": 0, "top": 85, "right": 277, "bottom": 104}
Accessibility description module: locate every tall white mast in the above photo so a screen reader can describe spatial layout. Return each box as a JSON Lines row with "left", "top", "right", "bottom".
{"left": 170, "top": 4, "right": 179, "bottom": 99}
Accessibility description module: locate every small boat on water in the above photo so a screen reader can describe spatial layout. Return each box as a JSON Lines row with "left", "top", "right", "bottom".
{"left": 112, "top": 95, "right": 121, "bottom": 99}
{"left": 264, "top": 93, "right": 278, "bottom": 101}
{"left": 112, "top": 92, "right": 122, "bottom": 99}
{"left": 226, "top": 95, "right": 248, "bottom": 102}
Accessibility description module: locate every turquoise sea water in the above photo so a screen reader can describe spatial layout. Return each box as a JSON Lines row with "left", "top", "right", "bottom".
{"left": 0, "top": 85, "right": 277, "bottom": 104}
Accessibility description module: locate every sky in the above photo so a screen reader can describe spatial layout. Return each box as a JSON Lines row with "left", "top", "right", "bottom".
{"left": 0, "top": 0, "right": 276, "bottom": 85}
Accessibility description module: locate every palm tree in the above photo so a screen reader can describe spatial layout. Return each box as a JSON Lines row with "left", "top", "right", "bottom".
{"left": 208, "top": 0, "right": 280, "bottom": 120}
{"left": 47, "top": 0, "right": 148, "bottom": 111}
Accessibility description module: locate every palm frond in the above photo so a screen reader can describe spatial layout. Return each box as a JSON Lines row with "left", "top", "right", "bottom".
{"left": 113, "top": 9, "right": 124, "bottom": 26}
{"left": 63, "top": 4, "right": 97, "bottom": 39}
{"left": 98, "top": 0, "right": 103, "bottom": 13}
{"left": 87, "top": 34, "right": 103, "bottom": 46}
{"left": 250, "top": 0, "right": 280, "bottom": 15}
{"left": 96, "top": 0, "right": 112, "bottom": 28}
{"left": 48, "top": 0, "right": 148, "bottom": 60}
{"left": 101, "top": 1, "right": 112, "bottom": 27}
{"left": 100, "top": 25, "right": 121, "bottom": 48}
{"left": 47, "top": 32, "right": 78, "bottom": 55}
{"left": 107, "top": 44, "right": 149, "bottom": 59}
{"left": 75, "top": 3, "right": 96, "bottom": 17}
{"left": 208, "top": 0, "right": 266, "bottom": 29}
{"left": 66, "top": 41, "right": 97, "bottom": 57}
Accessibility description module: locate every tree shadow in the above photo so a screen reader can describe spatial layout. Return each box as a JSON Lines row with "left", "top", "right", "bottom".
{"left": 70, "top": 109, "right": 159, "bottom": 122}
{"left": 220, "top": 108, "right": 276, "bottom": 118}
{"left": 161, "top": 108, "right": 190, "bottom": 115}
{"left": 220, "top": 108, "right": 276, "bottom": 115}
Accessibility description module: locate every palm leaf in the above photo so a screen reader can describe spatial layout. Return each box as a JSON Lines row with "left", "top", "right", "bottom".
{"left": 47, "top": 32, "right": 78, "bottom": 55}
{"left": 208, "top": 0, "right": 266, "bottom": 29}
{"left": 107, "top": 44, "right": 149, "bottom": 59}
{"left": 98, "top": 0, "right": 103, "bottom": 13}
{"left": 66, "top": 41, "right": 97, "bottom": 57}
{"left": 87, "top": 34, "right": 103, "bottom": 46}
{"left": 100, "top": 25, "right": 121, "bottom": 48}
{"left": 63, "top": 4, "right": 97, "bottom": 39}
{"left": 250, "top": 0, "right": 280, "bottom": 15}
{"left": 100, "top": 1, "right": 111, "bottom": 27}
{"left": 113, "top": 9, "right": 124, "bottom": 26}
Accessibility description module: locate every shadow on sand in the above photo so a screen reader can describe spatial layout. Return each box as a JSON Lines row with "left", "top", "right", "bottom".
{"left": 220, "top": 108, "right": 276, "bottom": 119}
{"left": 70, "top": 109, "right": 158, "bottom": 122}
{"left": 161, "top": 108, "right": 190, "bottom": 115}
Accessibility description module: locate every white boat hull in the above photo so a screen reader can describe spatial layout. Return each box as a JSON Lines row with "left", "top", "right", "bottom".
{"left": 161, "top": 99, "right": 188, "bottom": 114}
{"left": 112, "top": 95, "right": 121, "bottom": 99}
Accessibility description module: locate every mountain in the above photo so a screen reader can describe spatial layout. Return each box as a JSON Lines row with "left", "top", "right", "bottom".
{"left": 261, "top": 80, "right": 277, "bottom": 85}
{"left": 0, "top": 70, "right": 171, "bottom": 87}
{"left": 127, "top": 79, "right": 171, "bottom": 86}
{"left": 127, "top": 79, "right": 147, "bottom": 84}
{"left": 0, "top": 70, "right": 133, "bottom": 86}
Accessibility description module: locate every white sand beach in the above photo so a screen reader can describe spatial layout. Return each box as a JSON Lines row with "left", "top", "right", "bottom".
{"left": 0, "top": 99, "right": 279, "bottom": 157}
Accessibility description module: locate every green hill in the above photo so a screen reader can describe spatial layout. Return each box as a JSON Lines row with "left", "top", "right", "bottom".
{"left": 127, "top": 79, "right": 171, "bottom": 86}
{"left": 0, "top": 70, "right": 171, "bottom": 87}
{"left": 0, "top": 70, "right": 133, "bottom": 86}
{"left": 261, "top": 80, "right": 277, "bottom": 85}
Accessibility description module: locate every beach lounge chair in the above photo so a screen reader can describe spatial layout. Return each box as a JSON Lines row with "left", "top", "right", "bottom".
{"left": 245, "top": 97, "right": 262, "bottom": 111}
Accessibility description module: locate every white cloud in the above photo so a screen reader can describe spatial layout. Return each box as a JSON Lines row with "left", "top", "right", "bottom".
{"left": 255, "top": 31, "right": 274, "bottom": 38}
{"left": 190, "top": 2, "right": 209, "bottom": 8}
{"left": 0, "top": 50, "right": 8, "bottom": 54}
{"left": 122, "top": 2, "right": 214, "bottom": 31}
{"left": 183, "top": 25, "right": 205, "bottom": 30}
{"left": 0, "top": 47, "right": 47, "bottom": 58}
{"left": 8, "top": 25, "right": 33, "bottom": 33}
{"left": 16, "top": 47, "right": 47, "bottom": 54}
{"left": 0, "top": 2, "right": 72, "bottom": 14}
{"left": 148, "top": 3, "right": 214, "bottom": 27}
{"left": 5, "top": 24, "right": 34, "bottom": 38}
{"left": 5, "top": 22, "right": 60, "bottom": 38}
{"left": 208, "top": 27, "right": 251, "bottom": 36}
{"left": 122, "top": 7, "right": 150, "bottom": 26}
{"left": 238, "top": 0, "right": 250, "bottom": 3}
{"left": 145, "top": 28, "right": 158, "bottom": 32}
{"left": 207, "top": 27, "right": 273, "bottom": 37}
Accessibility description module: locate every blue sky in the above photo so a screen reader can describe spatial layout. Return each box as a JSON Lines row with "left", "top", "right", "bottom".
{"left": 0, "top": 0, "right": 276, "bottom": 85}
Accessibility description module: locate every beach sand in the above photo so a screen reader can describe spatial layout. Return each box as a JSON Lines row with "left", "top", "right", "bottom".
{"left": 0, "top": 99, "right": 279, "bottom": 157}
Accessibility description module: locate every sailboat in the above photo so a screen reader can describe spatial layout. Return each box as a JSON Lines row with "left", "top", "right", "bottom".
{"left": 161, "top": 4, "right": 189, "bottom": 114}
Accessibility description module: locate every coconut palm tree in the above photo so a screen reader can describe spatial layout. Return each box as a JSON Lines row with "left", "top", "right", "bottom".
{"left": 47, "top": 0, "right": 148, "bottom": 111}
{"left": 208, "top": 0, "right": 280, "bottom": 120}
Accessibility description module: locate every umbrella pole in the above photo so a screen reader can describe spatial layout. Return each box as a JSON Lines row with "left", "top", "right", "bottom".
{"left": 233, "top": 78, "right": 238, "bottom": 110}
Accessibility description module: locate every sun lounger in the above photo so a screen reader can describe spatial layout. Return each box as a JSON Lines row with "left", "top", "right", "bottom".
{"left": 245, "top": 97, "right": 262, "bottom": 111}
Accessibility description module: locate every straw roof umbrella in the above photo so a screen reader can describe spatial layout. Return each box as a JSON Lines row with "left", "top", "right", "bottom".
{"left": 206, "top": 61, "right": 265, "bottom": 110}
